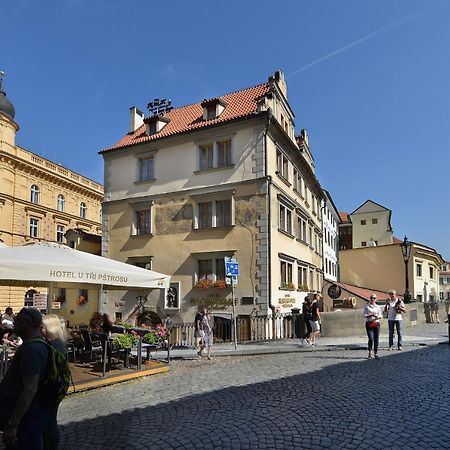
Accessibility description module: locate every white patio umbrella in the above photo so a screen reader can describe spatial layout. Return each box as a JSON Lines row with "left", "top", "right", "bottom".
{"left": 0, "top": 242, "right": 170, "bottom": 290}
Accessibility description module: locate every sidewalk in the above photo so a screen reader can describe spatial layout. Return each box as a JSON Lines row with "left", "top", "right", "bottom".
{"left": 155, "top": 322, "right": 449, "bottom": 361}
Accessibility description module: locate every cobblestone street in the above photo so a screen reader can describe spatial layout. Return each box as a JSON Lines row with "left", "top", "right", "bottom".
{"left": 56, "top": 326, "right": 450, "bottom": 450}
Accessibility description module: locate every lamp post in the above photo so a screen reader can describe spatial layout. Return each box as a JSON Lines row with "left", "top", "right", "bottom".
{"left": 400, "top": 236, "right": 412, "bottom": 303}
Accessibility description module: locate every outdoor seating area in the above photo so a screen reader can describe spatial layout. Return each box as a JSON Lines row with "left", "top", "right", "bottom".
{"left": 0, "top": 326, "right": 172, "bottom": 393}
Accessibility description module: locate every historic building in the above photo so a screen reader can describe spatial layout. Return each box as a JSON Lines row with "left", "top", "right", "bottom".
{"left": 439, "top": 261, "right": 450, "bottom": 301}
{"left": 101, "top": 70, "right": 324, "bottom": 324}
{"left": 338, "top": 199, "right": 394, "bottom": 250}
{"left": 335, "top": 200, "right": 443, "bottom": 304}
{"left": 322, "top": 189, "right": 340, "bottom": 282}
{"left": 0, "top": 75, "right": 103, "bottom": 311}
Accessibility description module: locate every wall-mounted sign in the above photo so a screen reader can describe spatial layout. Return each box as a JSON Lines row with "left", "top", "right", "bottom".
{"left": 51, "top": 302, "right": 61, "bottom": 310}
{"left": 33, "top": 293, "right": 47, "bottom": 309}
{"left": 190, "top": 292, "right": 232, "bottom": 310}
{"left": 328, "top": 284, "right": 342, "bottom": 299}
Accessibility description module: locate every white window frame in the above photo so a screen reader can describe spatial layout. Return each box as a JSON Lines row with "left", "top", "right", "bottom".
{"left": 80, "top": 202, "right": 87, "bottom": 219}
{"left": 194, "top": 197, "right": 234, "bottom": 229}
{"left": 298, "top": 264, "right": 308, "bottom": 289}
{"left": 217, "top": 140, "right": 232, "bottom": 167}
{"left": 276, "top": 150, "right": 289, "bottom": 180}
{"left": 279, "top": 203, "right": 292, "bottom": 235}
{"left": 139, "top": 156, "right": 155, "bottom": 182}
{"left": 56, "top": 224, "right": 65, "bottom": 243}
{"left": 132, "top": 208, "right": 153, "bottom": 236}
{"left": 280, "top": 259, "right": 293, "bottom": 286}
{"left": 29, "top": 218, "right": 39, "bottom": 238}
{"left": 30, "top": 185, "right": 40, "bottom": 204}
{"left": 196, "top": 258, "right": 226, "bottom": 282}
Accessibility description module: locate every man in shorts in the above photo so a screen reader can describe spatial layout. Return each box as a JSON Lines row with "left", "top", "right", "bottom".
{"left": 194, "top": 307, "right": 205, "bottom": 357}
{"left": 309, "top": 294, "right": 321, "bottom": 346}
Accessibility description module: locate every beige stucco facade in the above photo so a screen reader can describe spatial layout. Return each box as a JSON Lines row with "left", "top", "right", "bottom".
{"left": 339, "top": 243, "right": 442, "bottom": 301}
{"left": 350, "top": 200, "right": 393, "bottom": 248}
{"left": 0, "top": 99, "right": 103, "bottom": 312}
{"left": 102, "top": 71, "right": 324, "bottom": 324}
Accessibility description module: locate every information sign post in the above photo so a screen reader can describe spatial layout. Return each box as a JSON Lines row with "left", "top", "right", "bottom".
{"left": 225, "top": 257, "right": 239, "bottom": 350}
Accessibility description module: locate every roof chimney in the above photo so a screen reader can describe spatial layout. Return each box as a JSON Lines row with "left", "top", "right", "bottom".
{"left": 269, "top": 70, "right": 287, "bottom": 99}
{"left": 129, "top": 107, "right": 144, "bottom": 133}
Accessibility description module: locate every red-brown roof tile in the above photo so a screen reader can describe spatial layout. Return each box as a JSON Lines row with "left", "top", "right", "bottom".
{"left": 339, "top": 212, "right": 350, "bottom": 222}
{"left": 333, "top": 281, "right": 403, "bottom": 301}
{"left": 103, "top": 83, "right": 270, "bottom": 152}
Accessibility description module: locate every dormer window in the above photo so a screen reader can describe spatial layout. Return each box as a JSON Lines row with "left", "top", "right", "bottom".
{"left": 201, "top": 98, "right": 227, "bottom": 121}
{"left": 144, "top": 115, "right": 170, "bottom": 136}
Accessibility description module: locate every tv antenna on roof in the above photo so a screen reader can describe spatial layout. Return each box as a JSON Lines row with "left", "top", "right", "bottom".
{"left": 147, "top": 98, "right": 173, "bottom": 116}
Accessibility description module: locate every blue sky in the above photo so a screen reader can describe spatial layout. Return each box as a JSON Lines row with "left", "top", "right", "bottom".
{"left": 2, "top": 0, "right": 450, "bottom": 259}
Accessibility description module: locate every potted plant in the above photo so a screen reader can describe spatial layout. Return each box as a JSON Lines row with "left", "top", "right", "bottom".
{"left": 112, "top": 332, "right": 138, "bottom": 351}
{"left": 76, "top": 295, "right": 88, "bottom": 305}
{"left": 298, "top": 284, "right": 309, "bottom": 292}
{"left": 213, "top": 278, "right": 228, "bottom": 289}
{"left": 280, "top": 282, "right": 295, "bottom": 291}
{"left": 194, "top": 278, "right": 213, "bottom": 289}
{"left": 143, "top": 324, "right": 169, "bottom": 346}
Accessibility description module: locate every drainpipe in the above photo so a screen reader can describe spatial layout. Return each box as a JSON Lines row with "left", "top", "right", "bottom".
{"left": 263, "top": 112, "right": 273, "bottom": 314}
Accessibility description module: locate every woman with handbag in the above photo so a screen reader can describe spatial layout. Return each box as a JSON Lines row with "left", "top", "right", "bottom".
{"left": 364, "top": 294, "right": 382, "bottom": 359}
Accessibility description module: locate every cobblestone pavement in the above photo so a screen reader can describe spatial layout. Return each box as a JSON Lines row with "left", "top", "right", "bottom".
{"left": 54, "top": 326, "right": 450, "bottom": 450}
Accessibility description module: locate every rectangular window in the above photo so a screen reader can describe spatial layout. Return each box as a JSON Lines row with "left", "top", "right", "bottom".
{"left": 216, "top": 200, "right": 231, "bottom": 227}
{"left": 139, "top": 156, "right": 154, "bottom": 182}
{"left": 297, "top": 216, "right": 307, "bottom": 243}
{"left": 56, "top": 225, "right": 65, "bottom": 243}
{"left": 372, "top": 218, "right": 378, "bottom": 224}
{"left": 293, "top": 169, "right": 298, "bottom": 191}
{"left": 361, "top": 220, "right": 366, "bottom": 225}
{"left": 215, "top": 259, "right": 226, "bottom": 280}
{"left": 440, "top": 292, "right": 444, "bottom": 300}
{"left": 429, "top": 267, "right": 434, "bottom": 279}
{"left": 198, "top": 202, "right": 213, "bottom": 228}
{"left": 361, "top": 241, "right": 367, "bottom": 247}
{"left": 276, "top": 150, "right": 289, "bottom": 180}
{"left": 207, "top": 106, "right": 216, "bottom": 120}
{"left": 198, "top": 260, "right": 213, "bottom": 280}
{"left": 447, "top": 278, "right": 450, "bottom": 284}
{"left": 199, "top": 144, "right": 214, "bottom": 170}
{"left": 196, "top": 199, "right": 233, "bottom": 229}
{"left": 279, "top": 204, "right": 292, "bottom": 234}
{"left": 136, "top": 209, "right": 152, "bottom": 235}
{"left": 280, "top": 260, "right": 293, "bottom": 285}
{"left": 78, "top": 289, "right": 88, "bottom": 302}
{"left": 416, "top": 264, "right": 422, "bottom": 277}
{"left": 29, "top": 218, "right": 39, "bottom": 238}
{"left": 217, "top": 140, "right": 232, "bottom": 167}
{"left": 298, "top": 266, "right": 308, "bottom": 288}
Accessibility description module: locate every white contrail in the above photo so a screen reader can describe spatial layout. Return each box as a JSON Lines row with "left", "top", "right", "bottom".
{"left": 287, "top": 9, "right": 428, "bottom": 79}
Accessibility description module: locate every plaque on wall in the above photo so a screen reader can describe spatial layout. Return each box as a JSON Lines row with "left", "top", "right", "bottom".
{"left": 328, "top": 284, "right": 342, "bottom": 299}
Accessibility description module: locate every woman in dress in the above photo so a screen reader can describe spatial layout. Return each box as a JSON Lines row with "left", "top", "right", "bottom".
{"left": 364, "top": 294, "right": 382, "bottom": 359}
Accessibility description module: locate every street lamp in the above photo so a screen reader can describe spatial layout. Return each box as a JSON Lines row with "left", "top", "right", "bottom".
{"left": 400, "top": 236, "right": 412, "bottom": 303}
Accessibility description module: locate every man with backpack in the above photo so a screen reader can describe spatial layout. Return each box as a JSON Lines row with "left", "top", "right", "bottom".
{"left": 0, "top": 307, "right": 68, "bottom": 449}
{"left": 384, "top": 289, "right": 406, "bottom": 351}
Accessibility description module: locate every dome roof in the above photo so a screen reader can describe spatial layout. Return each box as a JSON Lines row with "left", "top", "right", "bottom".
{"left": 0, "top": 90, "right": 15, "bottom": 120}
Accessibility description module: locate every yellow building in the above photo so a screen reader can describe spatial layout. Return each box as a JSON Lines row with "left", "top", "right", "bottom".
{"left": 0, "top": 75, "right": 103, "bottom": 311}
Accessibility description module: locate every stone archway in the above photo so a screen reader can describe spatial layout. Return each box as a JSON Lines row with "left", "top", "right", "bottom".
{"left": 137, "top": 311, "right": 162, "bottom": 328}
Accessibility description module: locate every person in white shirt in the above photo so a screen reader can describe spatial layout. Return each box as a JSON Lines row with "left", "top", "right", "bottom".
{"left": 384, "top": 289, "right": 406, "bottom": 351}
{"left": 364, "top": 294, "right": 382, "bottom": 359}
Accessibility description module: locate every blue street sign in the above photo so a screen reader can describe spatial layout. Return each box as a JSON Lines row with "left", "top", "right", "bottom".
{"left": 225, "top": 260, "right": 239, "bottom": 277}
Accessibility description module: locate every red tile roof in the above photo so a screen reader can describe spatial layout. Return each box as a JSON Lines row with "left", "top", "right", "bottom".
{"left": 392, "top": 236, "right": 402, "bottom": 244}
{"left": 102, "top": 83, "right": 271, "bottom": 153}
{"left": 339, "top": 212, "right": 350, "bottom": 222}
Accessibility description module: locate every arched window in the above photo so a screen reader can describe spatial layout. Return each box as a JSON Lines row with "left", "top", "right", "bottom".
{"left": 80, "top": 202, "right": 87, "bottom": 219}
{"left": 57, "top": 194, "right": 65, "bottom": 212}
{"left": 30, "top": 185, "right": 40, "bottom": 204}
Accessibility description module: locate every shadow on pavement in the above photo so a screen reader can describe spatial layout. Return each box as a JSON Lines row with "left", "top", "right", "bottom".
{"left": 57, "top": 344, "right": 449, "bottom": 449}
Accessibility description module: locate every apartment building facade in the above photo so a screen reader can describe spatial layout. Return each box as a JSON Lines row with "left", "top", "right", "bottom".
{"left": 101, "top": 71, "right": 324, "bottom": 324}
{"left": 0, "top": 77, "right": 103, "bottom": 310}
{"left": 322, "top": 189, "right": 340, "bottom": 282}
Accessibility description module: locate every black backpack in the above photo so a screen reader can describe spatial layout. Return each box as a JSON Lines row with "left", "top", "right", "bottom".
{"left": 24, "top": 338, "right": 72, "bottom": 405}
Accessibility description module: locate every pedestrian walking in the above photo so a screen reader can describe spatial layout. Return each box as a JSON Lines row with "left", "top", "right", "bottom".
{"left": 309, "top": 294, "right": 321, "bottom": 346}
{"left": 384, "top": 289, "right": 406, "bottom": 351}
{"left": 0, "top": 307, "right": 51, "bottom": 449}
{"left": 445, "top": 297, "right": 450, "bottom": 323}
{"left": 41, "top": 314, "right": 67, "bottom": 450}
{"left": 201, "top": 310, "right": 213, "bottom": 360}
{"left": 301, "top": 297, "right": 313, "bottom": 345}
{"left": 364, "top": 294, "right": 382, "bottom": 359}
{"left": 429, "top": 299, "right": 440, "bottom": 323}
{"left": 194, "top": 307, "right": 205, "bottom": 357}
